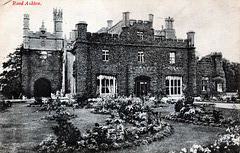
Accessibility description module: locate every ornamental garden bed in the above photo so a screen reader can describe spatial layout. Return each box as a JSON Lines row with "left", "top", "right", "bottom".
{"left": 179, "top": 125, "right": 240, "bottom": 153}
{"left": 37, "top": 97, "right": 174, "bottom": 152}
{"left": 36, "top": 96, "right": 240, "bottom": 153}
{"left": 165, "top": 99, "right": 240, "bottom": 128}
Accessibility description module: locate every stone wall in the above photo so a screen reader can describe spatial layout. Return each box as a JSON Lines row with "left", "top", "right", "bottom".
{"left": 74, "top": 21, "right": 196, "bottom": 98}
{"left": 21, "top": 50, "right": 63, "bottom": 97}
{"left": 196, "top": 53, "right": 226, "bottom": 97}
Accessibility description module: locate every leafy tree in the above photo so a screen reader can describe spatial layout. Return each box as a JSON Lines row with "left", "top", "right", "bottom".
{"left": 0, "top": 45, "right": 22, "bottom": 99}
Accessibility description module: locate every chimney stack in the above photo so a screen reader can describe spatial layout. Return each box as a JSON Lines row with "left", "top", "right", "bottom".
{"left": 149, "top": 14, "right": 154, "bottom": 22}
{"left": 76, "top": 21, "right": 88, "bottom": 40}
{"left": 187, "top": 31, "right": 195, "bottom": 47}
{"left": 122, "top": 12, "right": 130, "bottom": 27}
{"left": 107, "top": 20, "right": 113, "bottom": 29}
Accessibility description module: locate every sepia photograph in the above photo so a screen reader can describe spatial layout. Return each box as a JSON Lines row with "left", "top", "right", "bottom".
{"left": 0, "top": 0, "right": 239, "bottom": 152}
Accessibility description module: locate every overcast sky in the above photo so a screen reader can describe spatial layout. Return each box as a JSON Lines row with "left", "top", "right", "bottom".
{"left": 0, "top": 0, "right": 239, "bottom": 72}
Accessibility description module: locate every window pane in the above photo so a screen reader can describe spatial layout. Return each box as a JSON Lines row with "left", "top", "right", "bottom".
{"left": 171, "top": 80, "right": 174, "bottom": 86}
{"left": 171, "top": 87, "right": 174, "bottom": 95}
{"left": 110, "top": 79, "right": 113, "bottom": 85}
{"left": 178, "top": 87, "right": 181, "bottom": 94}
{"left": 174, "top": 80, "right": 177, "bottom": 86}
{"left": 102, "top": 79, "right": 105, "bottom": 86}
{"left": 166, "top": 88, "right": 169, "bottom": 95}
{"left": 102, "top": 87, "right": 105, "bottom": 93}
{"left": 166, "top": 80, "right": 169, "bottom": 86}
{"left": 174, "top": 87, "right": 177, "bottom": 95}
{"left": 178, "top": 80, "right": 180, "bottom": 86}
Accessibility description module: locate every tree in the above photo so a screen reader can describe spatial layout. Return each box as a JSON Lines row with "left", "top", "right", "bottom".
{"left": 0, "top": 45, "right": 22, "bottom": 99}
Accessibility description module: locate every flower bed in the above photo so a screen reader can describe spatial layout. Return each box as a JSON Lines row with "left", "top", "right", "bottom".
{"left": 178, "top": 125, "right": 240, "bottom": 153}
{"left": 165, "top": 100, "right": 239, "bottom": 127}
{"left": 37, "top": 97, "right": 174, "bottom": 152}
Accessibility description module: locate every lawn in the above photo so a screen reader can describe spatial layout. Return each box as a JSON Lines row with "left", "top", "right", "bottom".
{"left": 0, "top": 103, "right": 237, "bottom": 153}
{"left": 0, "top": 103, "right": 55, "bottom": 153}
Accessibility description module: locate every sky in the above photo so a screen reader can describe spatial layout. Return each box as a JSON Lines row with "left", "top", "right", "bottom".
{"left": 0, "top": 0, "right": 239, "bottom": 72}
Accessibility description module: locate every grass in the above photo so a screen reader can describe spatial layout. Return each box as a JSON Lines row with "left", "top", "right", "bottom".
{"left": 0, "top": 103, "right": 55, "bottom": 153}
{"left": 0, "top": 103, "right": 237, "bottom": 153}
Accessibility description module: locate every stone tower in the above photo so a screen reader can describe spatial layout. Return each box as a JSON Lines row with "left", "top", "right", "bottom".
{"left": 23, "top": 14, "right": 30, "bottom": 49}
{"left": 165, "top": 17, "right": 176, "bottom": 39}
{"left": 21, "top": 10, "right": 64, "bottom": 98}
{"left": 53, "top": 8, "right": 63, "bottom": 38}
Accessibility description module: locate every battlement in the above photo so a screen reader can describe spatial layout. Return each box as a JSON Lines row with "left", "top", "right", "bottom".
{"left": 81, "top": 32, "right": 189, "bottom": 48}
{"left": 27, "top": 31, "right": 57, "bottom": 38}
{"left": 24, "top": 14, "right": 29, "bottom": 19}
{"left": 53, "top": 8, "right": 62, "bottom": 21}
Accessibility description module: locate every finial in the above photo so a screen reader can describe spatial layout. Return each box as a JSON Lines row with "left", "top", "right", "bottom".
{"left": 40, "top": 20, "right": 46, "bottom": 33}
{"left": 41, "top": 21, "right": 45, "bottom": 28}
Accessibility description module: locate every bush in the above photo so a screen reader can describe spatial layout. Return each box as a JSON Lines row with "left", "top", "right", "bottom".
{"left": 175, "top": 100, "right": 183, "bottom": 112}
{"left": 184, "top": 96, "right": 194, "bottom": 105}
{"left": 76, "top": 93, "right": 88, "bottom": 108}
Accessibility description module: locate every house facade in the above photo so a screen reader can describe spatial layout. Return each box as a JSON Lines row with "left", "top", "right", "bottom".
{"left": 72, "top": 12, "right": 197, "bottom": 98}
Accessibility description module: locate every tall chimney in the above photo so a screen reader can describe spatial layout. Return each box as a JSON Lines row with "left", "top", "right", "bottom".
{"left": 122, "top": 12, "right": 130, "bottom": 27}
{"left": 149, "top": 14, "right": 154, "bottom": 22}
{"left": 75, "top": 21, "right": 88, "bottom": 40}
{"left": 187, "top": 31, "right": 195, "bottom": 47}
{"left": 107, "top": 20, "right": 113, "bottom": 29}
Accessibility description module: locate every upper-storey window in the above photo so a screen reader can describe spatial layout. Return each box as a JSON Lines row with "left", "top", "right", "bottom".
{"left": 170, "top": 52, "right": 175, "bottom": 64}
{"left": 138, "top": 51, "right": 144, "bottom": 63}
{"left": 102, "top": 49, "right": 109, "bottom": 61}
{"left": 137, "top": 31, "right": 144, "bottom": 40}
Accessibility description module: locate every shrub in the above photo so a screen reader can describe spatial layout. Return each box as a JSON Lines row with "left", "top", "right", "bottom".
{"left": 175, "top": 100, "right": 183, "bottom": 112}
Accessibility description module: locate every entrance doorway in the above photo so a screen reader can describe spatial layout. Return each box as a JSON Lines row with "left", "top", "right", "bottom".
{"left": 34, "top": 78, "right": 51, "bottom": 97}
{"left": 134, "top": 76, "right": 150, "bottom": 97}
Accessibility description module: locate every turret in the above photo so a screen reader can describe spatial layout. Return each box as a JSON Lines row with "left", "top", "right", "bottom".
{"left": 23, "top": 14, "right": 30, "bottom": 49}
{"left": 23, "top": 14, "right": 29, "bottom": 36}
{"left": 53, "top": 8, "right": 63, "bottom": 38}
{"left": 165, "top": 17, "right": 174, "bottom": 29}
{"left": 165, "top": 17, "right": 176, "bottom": 39}
{"left": 39, "top": 21, "right": 47, "bottom": 34}
{"left": 76, "top": 21, "right": 88, "bottom": 40}
{"left": 187, "top": 31, "right": 195, "bottom": 47}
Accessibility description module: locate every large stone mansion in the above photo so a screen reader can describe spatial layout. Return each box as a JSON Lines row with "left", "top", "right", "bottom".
{"left": 21, "top": 9, "right": 236, "bottom": 99}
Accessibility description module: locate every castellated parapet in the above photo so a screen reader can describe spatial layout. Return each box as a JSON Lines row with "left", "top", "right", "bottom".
{"left": 76, "top": 21, "right": 192, "bottom": 49}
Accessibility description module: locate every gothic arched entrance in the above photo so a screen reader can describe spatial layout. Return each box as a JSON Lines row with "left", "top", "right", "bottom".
{"left": 34, "top": 78, "right": 51, "bottom": 97}
{"left": 134, "top": 76, "right": 150, "bottom": 97}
